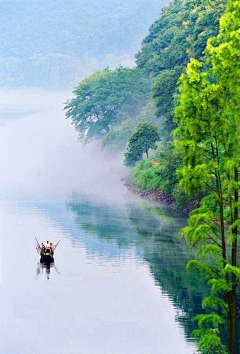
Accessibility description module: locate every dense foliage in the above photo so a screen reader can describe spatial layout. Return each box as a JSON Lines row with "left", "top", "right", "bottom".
{"left": 136, "top": 0, "right": 227, "bottom": 136}
{"left": 66, "top": 0, "right": 228, "bottom": 150}
{"left": 136, "top": 0, "right": 226, "bottom": 77}
{"left": 65, "top": 67, "right": 150, "bottom": 143}
{"left": 174, "top": 1, "right": 240, "bottom": 351}
{"left": 130, "top": 143, "right": 180, "bottom": 193}
{"left": 151, "top": 65, "right": 182, "bottom": 138}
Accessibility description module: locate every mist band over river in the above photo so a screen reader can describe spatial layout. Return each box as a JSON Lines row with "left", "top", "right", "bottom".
{"left": 0, "top": 91, "right": 198, "bottom": 353}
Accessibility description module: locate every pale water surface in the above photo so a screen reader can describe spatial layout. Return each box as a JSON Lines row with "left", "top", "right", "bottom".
{"left": 0, "top": 91, "right": 198, "bottom": 354}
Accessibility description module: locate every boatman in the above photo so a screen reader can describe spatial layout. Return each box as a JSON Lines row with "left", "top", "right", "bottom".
{"left": 50, "top": 243, "right": 55, "bottom": 254}
{"left": 43, "top": 241, "right": 54, "bottom": 255}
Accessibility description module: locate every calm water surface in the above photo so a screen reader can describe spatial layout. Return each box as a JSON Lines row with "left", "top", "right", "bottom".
{"left": 0, "top": 91, "right": 200, "bottom": 354}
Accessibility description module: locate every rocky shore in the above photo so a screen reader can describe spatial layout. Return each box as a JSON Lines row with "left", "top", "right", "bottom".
{"left": 122, "top": 178, "right": 199, "bottom": 215}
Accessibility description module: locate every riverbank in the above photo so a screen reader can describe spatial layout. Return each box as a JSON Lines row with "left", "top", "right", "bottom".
{"left": 122, "top": 178, "right": 199, "bottom": 215}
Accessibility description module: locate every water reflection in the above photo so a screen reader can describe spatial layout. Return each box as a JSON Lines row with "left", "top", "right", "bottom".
{"left": 66, "top": 195, "right": 208, "bottom": 345}
{"left": 36, "top": 260, "right": 56, "bottom": 280}
{"left": 0, "top": 196, "right": 197, "bottom": 354}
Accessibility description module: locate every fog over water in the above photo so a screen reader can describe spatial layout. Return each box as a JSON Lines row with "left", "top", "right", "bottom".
{"left": 0, "top": 91, "right": 197, "bottom": 354}
{"left": 0, "top": 90, "right": 127, "bottom": 203}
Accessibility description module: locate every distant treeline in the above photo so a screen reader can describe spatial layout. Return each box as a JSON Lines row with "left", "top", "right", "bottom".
{"left": 0, "top": 0, "right": 169, "bottom": 87}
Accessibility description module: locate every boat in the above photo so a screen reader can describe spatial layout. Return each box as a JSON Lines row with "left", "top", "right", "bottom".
{"left": 40, "top": 247, "right": 54, "bottom": 263}
{"left": 35, "top": 238, "right": 62, "bottom": 263}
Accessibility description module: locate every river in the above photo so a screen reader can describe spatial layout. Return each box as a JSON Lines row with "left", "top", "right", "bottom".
{"left": 0, "top": 91, "right": 202, "bottom": 354}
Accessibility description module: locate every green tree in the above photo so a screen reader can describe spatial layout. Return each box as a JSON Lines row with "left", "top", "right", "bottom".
{"left": 174, "top": 1, "right": 240, "bottom": 352}
{"left": 196, "top": 329, "right": 228, "bottom": 354}
{"left": 124, "top": 122, "right": 160, "bottom": 166}
{"left": 65, "top": 67, "right": 150, "bottom": 143}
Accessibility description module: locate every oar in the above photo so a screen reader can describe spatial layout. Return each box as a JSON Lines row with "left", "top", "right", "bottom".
{"left": 35, "top": 237, "right": 42, "bottom": 250}
{"left": 54, "top": 237, "right": 64, "bottom": 250}
{"left": 54, "top": 265, "right": 61, "bottom": 275}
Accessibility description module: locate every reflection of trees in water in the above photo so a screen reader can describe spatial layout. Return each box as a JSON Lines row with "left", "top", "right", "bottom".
{"left": 66, "top": 198, "right": 208, "bottom": 343}
{"left": 67, "top": 201, "right": 137, "bottom": 247}
{"left": 128, "top": 205, "right": 209, "bottom": 341}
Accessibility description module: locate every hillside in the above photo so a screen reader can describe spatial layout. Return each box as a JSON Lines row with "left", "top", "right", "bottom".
{"left": 0, "top": 0, "right": 169, "bottom": 88}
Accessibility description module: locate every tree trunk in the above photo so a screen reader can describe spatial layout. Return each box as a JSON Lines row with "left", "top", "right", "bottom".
{"left": 229, "top": 168, "right": 238, "bottom": 354}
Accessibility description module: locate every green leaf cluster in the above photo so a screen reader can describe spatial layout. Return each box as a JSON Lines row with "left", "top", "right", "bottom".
{"left": 65, "top": 67, "right": 150, "bottom": 143}
{"left": 194, "top": 328, "right": 228, "bottom": 354}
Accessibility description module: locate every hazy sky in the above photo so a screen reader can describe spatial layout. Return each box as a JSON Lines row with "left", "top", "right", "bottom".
{"left": 0, "top": 0, "right": 170, "bottom": 87}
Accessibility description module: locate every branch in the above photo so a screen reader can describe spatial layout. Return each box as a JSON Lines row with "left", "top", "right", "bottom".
{"left": 206, "top": 233, "right": 223, "bottom": 248}
{"left": 204, "top": 182, "right": 218, "bottom": 193}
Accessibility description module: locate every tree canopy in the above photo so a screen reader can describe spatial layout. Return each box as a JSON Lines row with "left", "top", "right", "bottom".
{"left": 65, "top": 67, "right": 150, "bottom": 143}
{"left": 65, "top": 0, "right": 229, "bottom": 147}
{"left": 124, "top": 122, "right": 160, "bottom": 166}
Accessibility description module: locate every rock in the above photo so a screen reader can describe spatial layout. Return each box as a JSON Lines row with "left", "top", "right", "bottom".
{"left": 122, "top": 177, "right": 198, "bottom": 215}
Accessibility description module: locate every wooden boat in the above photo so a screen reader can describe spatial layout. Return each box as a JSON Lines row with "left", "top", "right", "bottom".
{"left": 40, "top": 248, "right": 54, "bottom": 263}
{"left": 36, "top": 238, "right": 62, "bottom": 263}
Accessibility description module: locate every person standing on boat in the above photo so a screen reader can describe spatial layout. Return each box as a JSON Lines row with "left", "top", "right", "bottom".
{"left": 50, "top": 243, "right": 54, "bottom": 255}
{"left": 43, "top": 241, "right": 50, "bottom": 254}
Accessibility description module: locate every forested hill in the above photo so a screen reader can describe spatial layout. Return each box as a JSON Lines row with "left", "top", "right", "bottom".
{"left": 0, "top": 0, "right": 169, "bottom": 88}
{"left": 136, "top": 0, "right": 226, "bottom": 76}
